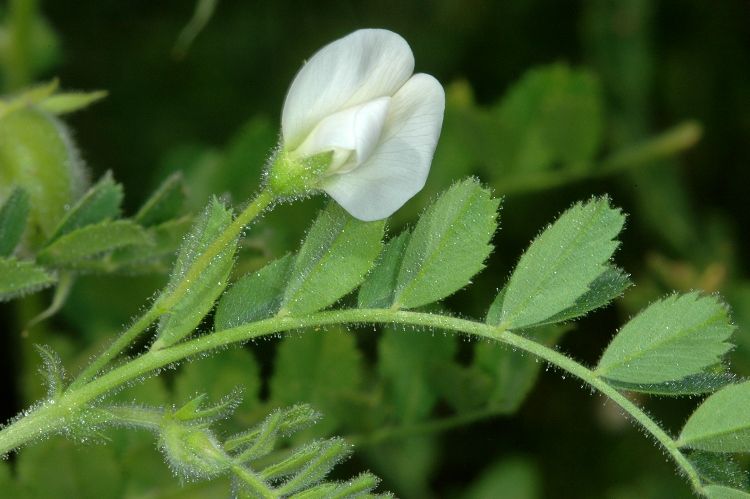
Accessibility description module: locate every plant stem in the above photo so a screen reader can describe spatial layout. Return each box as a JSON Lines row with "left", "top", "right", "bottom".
{"left": 67, "top": 189, "right": 275, "bottom": 389}
{"left": 0, "top": 308, "right": 704, "bottom": 495}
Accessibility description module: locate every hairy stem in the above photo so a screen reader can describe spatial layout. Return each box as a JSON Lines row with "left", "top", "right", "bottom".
{"left": 0, "top": 308, "right": 704, "bottom": 495}
{"left": 67, "top": 189, "right": 275, "bottom": 389}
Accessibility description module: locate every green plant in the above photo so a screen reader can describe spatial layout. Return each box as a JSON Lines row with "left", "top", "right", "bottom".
{"left": 1, "top": 22, "right": 748, "bottom": 499}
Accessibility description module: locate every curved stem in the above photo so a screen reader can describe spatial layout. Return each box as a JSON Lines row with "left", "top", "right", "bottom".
{"left": 0, "top": 308, "right": 704, "bottom": 495}
{"left": 67, "top": 189, "right": 275, "bottom": 389}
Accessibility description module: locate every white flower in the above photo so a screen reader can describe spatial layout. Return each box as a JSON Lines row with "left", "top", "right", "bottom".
{"left": 274, "top": 28, "right": 445, "bottom": 221}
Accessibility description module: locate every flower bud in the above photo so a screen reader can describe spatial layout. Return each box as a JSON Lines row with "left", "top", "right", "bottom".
{"left": 269, "top": 29, "right": 445, "bottom": 221}
{"left": 160, "top": 421, "right": 232, "bottom": 481}
{"left": 0, "top": 106, "right": 87, "bottom": 243}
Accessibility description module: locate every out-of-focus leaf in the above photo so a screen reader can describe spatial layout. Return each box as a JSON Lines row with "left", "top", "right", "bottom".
{"left": 463, "top": 457, "right": 541, "bottom": 499}
{"left": 269, "top": 328, "right": 363, "bottom": 433}
{"left": 0, "top": 186, "right": 30, "bottom": 256}
{"left": 0, "top": 258, "right": 56, "bottom": 301}
{"left": 378, "top": 329, "right": 457, "bottom": 423}
{"left": 134, "top": 172, "right": 187, "bottom": 227}
{"left": 364, "top": 436, "right": 437, "bottom": 499}
{"left": 47, "top": 172, "right": 123, "bottom": 242}
{"left": 492, "top": 63, "right": 603, "bottom": 175}
{"left": 597, "top": 293, "right": 735, "bottom": 385}
{"left": 473, "top": 325, "right": 568, "bottom": 413}
{"left": 15, "top": 438, "right": 123, "bottom": 499}
{"left": 37, "top": 220, "right": 151, "bottom": 267}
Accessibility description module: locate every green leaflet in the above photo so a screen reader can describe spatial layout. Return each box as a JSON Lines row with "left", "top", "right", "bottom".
{"left": 392, "top": 178, "right": 498, "bottom": 309}
{"left": 378, "top": 329, "right": 457, "bottom": 423}
{"left": 0, "top": 258, "right": 56, "bottom": 301}
{"left": 597, "top": 293, "right": 735, "bottom": 385}
{"left": 601, "top": 370, "right": 735, "bottom": 397}
{"left": 704, "top": 485, "right": 750, "bottom": 499}
{"left": 689, "top": 451, "right": 749, "bottom": 490}
{"left": 491, "top": 197, "right": 624, "bottom": 329}
{"left": 47, "top": 172, "right": 123, "bottom": 243}
{"left": 678, "top": 381, "right": 750, "bottom": 453}
{"left": 279, "top": 203, "right": 384, "bottom": 316}
{"left": 0, "top": 187, "right": 30, "bottom": 256}
{"left": 37, "top": 220, "right": 151, "bottom": 267}
{"left": 358, "top": 231, "right": 410, "bottom": 309}
{"left": 134, "top": 172, "right": 187, "bottom": 227}
{"left": 269, "top": 328, "right": 363, "bottom": 434}
{"left": 153, "top": 198, "right": 236, "bottom": 349}
{"left": 215, "top": 254, "right": 294, "bottom": 330}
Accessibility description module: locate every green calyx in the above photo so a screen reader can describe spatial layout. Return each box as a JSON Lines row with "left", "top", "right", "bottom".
{"left": 265, "top": 148, "right": 333, "bottom": 198}
{"left": 160, "top": 420, "right": 232, "bottom": 479}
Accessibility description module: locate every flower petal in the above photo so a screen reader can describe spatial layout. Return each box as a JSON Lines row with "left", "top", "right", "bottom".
{"left": 322, "top": 73, "right": 445, "bottom": 221}
{"left": 282, "top": 29, "right": 414, "bottom": 150}
{"left": 294, "top": 97, "right": 391, "bottom": 173}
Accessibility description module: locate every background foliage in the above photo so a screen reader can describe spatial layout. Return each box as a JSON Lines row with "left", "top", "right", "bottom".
{"left": 1, "top": 0, "right": 749, "bottom": 497}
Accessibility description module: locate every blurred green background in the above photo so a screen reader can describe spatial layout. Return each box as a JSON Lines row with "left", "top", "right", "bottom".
{"left": 1, "top": 0, "right": 749, "bottom": 497}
